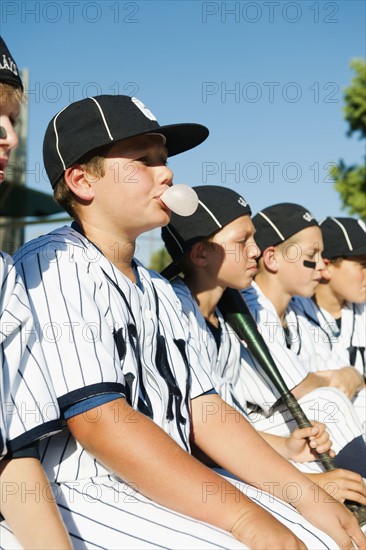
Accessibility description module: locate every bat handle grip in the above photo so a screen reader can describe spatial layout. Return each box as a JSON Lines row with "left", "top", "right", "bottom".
{"left": 283, "top": 393, "right": 336, "bottom": 471}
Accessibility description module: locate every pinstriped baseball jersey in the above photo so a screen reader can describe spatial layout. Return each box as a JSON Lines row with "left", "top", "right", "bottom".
{"left": 7, "top": 230, "right": 343, "bottom": 550}
{"left": 0, "top": 471, "right": 339, "bottom": 550}
{"left": 286, "top": 297, "right": 366, "bottom": 433}
{"left": 242, "top": 283, "right": 365, "bottom": 453}
{"left": 170, "top": 279, "right": 344, "bottom": 475}
{"left": 288, "top": 297, "right": 366, "bottom": 377}
{"left": 0, "top": 252, "right": 61, "bottom": 458}
{"left": 171, "top": 278, "right": 249, "bottom": 417}
{"left": 14, "top": 227, "right": 214, "bottom": 483}
{"left": 242, "top": 283, "right": 307, "bottom": 414}
{"left": 172, "top": 278, "right": 284, "bottom": 417}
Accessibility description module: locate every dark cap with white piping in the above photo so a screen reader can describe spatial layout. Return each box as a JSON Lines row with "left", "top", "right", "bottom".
{"left": 43, "top": 95, "right": 209, "bottom": 188}
{"left": 252, "top": 203, "right": 318, "bottom": 251}
{"left": 161, "top": 185, "right": 251, "bottom": 279}
{"left": 320, "top": 217, "right": 366, "bottom": 259}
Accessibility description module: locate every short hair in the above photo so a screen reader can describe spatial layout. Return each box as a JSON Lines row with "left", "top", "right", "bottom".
{"left": 0, "top": 82, "right": 25, "bottom": 105}
{"left": 53, "top": 144, "right": 111, "bottom": 217}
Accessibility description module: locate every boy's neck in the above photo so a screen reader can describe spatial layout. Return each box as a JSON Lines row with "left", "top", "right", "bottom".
{"left": 184, "top": 274, "right": 224, "bottom": 326}
{"left": 313, "top": 284, "right": 344, "bottom": 319}
{"left": 254, "top": 273, "right": 291, "bottom": 322}
{"left": 76, "top": 218, "right": 137, "bottom": 282}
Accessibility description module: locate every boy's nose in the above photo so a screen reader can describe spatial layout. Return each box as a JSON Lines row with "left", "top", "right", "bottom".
{"left": 317, "top": 256, "right": 326, "bottom": 271}
{"left": 161, "top": 165, "right": 173, "bottom": 186}
{"left": 250, "top": 239, "right": 261, "bottom": 259}
{"left": 0, "top": 117, "right": 19, "bottom": 151}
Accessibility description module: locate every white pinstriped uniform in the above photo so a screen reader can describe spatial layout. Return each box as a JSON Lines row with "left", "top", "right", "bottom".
{"left": 0, "top": 252, "right": 61, "bottom": 459}
{"left": 172, "top": 278, "right": 325, "bottom": 475}
{"left": 242, "top": 283, "right": 364, "bottom": 455}
{"left": 171, "top": 278, "right": 251, "bottom": 418}
{"left": 165, "top": 284, "right": 295, "bottom": 421}
{"left": 1, "top": 227, "right": 339, "bottom": 550}
{"left": 286, "top": 297, "right": 366, "bottom": 435}
{"left": 288, "top": 297, "right": 366, "bottom": 376}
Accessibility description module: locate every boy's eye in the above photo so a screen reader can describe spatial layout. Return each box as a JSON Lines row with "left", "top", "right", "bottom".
{"left": 157, "top": 155, "right": 168, "bottom": 166}
{"left": 305, "top": 249, "right": 320, "bottom": 260}
{"left": 136, "top": 156, "right": 167, "bottom": 166}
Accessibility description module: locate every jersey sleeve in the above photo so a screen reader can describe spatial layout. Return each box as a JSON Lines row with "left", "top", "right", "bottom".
{"left": 14, "top": 246, "right": 126, "bottom": 416}
{"left": 0, "top": 254, "right": 61, "bottom": 454}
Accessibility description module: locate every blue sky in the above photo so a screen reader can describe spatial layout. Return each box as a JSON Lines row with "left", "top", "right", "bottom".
{"left": 2, "top": 0, "right": 365, "bottom": 264}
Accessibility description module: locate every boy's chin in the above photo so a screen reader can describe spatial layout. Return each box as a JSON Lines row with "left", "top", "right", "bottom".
{"left": 147, "top": 212, "right": 171, "bottom": 232}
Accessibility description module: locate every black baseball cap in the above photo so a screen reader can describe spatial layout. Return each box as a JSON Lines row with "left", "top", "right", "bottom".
{"left": 320, "top": 217, "right": 366, "bottom": 259}
{"left": 0, "top": 36, "right": 23, "bottom": 91}
{"left": 43, "top": 95, "right": 209, "bottom": 188}
{"left": 161, "top": 185, "right": 252, "bottom": 279}
{"left": 252, "top": 203, "right": 319, "bottom": 250}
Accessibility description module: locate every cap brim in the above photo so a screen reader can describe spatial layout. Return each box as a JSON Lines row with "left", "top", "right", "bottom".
{"left": 152, "top": 123, "right": 209, "bottom": 157}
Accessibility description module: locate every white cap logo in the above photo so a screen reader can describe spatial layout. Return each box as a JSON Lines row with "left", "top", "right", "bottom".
{"left": 303, "top": 212, "right": 315, "bottom": 222}
{"left": 131, "top": 97, "right": 157, "bottom": 121}
{"left": 238, "top": 197, "right": 248, "bottom": 207}
{"left": 0, "top": 54, "right": 19, "bottom": 75}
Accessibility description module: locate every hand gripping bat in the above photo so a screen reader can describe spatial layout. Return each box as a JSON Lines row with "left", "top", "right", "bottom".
{"left": 218, "top": 287, "right": 366, "bottom": 527}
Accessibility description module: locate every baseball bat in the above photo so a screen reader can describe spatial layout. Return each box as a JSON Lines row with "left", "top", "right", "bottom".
{"left": 218, "top": 287, "right": 366, "bottom": 527}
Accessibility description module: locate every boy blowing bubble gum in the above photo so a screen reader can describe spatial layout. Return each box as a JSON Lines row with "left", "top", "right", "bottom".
{"left": 8, "top": 97, "right": 365, "bottom": 549}
{"left": 161, "top": 185, "right": 366, "bottom": 509}
{"left": 0, "top": 36, "right": 72, "bottom": 549}
{"left": 287, "top": 217, "right": 366, "bottom": 432}
{"left": 242, "top": 203, "right": 366, "bottom": 479}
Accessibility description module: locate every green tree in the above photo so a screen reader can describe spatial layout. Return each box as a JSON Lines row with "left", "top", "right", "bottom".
{"left": 330, "top": 58, "right": 366, "bottom": 219}
{"left": 149, "top": 247, "right": 172, "bottom": 272}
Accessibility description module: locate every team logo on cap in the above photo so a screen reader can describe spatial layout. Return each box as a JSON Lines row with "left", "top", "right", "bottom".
{"left": 303, "top": 212, "right": 315, "bottom": 223}
{"left": 0, "top": 54, "right": 19, "bottom": 76}
{"left": 238, "top": 197, "right": 248, "bottom": 207}
{"left": 131, "top": 97, "right": 157, "bottom": 121}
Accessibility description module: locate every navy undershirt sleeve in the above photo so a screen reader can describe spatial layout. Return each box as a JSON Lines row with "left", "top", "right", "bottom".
{"left": 63, "top": 392, "right": 124, "bottom": 420}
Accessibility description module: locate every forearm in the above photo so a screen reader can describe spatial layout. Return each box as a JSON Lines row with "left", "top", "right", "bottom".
{"left": 0, "top": 458, "right": 72, "bottom": 549}
{"left": 317, "top": 367, "right": 365, "bottom": 398}
{"left": 68, "top": 398, "right": 256, "bottom": 533}
{"left": 258, "top": 432, "right": 290, "bottom": 459}
{"left": 291, "top": 372, "right": 326, "bottom": 400}
{"left": 191, "top": 394, "right": 322, "bottom": 506}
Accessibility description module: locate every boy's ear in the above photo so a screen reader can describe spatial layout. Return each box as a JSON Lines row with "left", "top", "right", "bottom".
{"left": 189, "top": 241, "right": 210, "bottom": 267}
{"left": 262, "top": 246, "right": 279, "bottom": 273}
{"left": 64, "top": 166, "right": 95, "bottom": 201}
